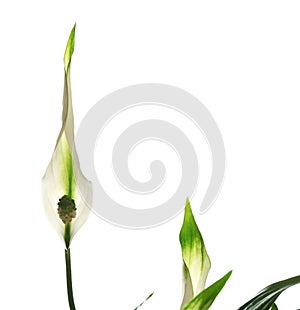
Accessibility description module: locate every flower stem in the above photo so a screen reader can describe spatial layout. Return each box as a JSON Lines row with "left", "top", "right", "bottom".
{"left": 64, "top": 222, "right": 71, "bottom": 249}
{"left": 65, "top": 248, "right": 76, "bottom": 310}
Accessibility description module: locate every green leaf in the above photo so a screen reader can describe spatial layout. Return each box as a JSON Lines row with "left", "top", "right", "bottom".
{"left": 182, "top": 270, "right": 232, "bottom": 310}
{"left": 238, "top": 275, "right": 300, "bottom": 310}
{"left": 179, "top": 198, "right": 211, "bottom": 306}
{"left": 134, "top": 292, "right": 154, "bottom": 310}
{"left": 271, "top": 304, "right": 278, "bottom": 310}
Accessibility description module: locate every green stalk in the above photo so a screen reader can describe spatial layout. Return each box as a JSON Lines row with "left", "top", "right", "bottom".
{"left": 64, "top": 222, "right": 71, "bottom": 249}
{"left": 65, "top": 248, "right": 76, "bottom": 310}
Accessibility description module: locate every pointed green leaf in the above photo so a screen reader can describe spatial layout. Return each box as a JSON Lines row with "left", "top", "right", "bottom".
{"left": 182, "top": 271, "right": 232, "bottom": 310}
{"left": 134, "top": 292, "right": 154, "bottom": 310}
{"left": 238, "top": 275, "right": 300, "bottom": 310}
{"left": 179, "top": 198, "right": 211, "bottom": 304}
{"left": 271, "top": 304, "right": 278, "bottom": 310}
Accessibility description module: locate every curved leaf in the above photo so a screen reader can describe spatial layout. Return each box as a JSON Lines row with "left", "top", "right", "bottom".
{"left": 238, "top": 275, "right": 300, "bottom": 310}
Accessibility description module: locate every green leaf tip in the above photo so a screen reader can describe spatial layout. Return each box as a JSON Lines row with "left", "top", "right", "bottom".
{"left": 64, "top": 23, "right": 76, "bottom": 73}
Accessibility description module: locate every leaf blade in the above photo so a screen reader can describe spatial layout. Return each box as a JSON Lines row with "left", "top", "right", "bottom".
{"left": 238, "top": 275, "right": 300, "bottom": 310}
{"left": 134, "top": 292, "right": 154, "bottom": 310}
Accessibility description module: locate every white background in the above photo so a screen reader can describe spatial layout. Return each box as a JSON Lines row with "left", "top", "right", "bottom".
{"left": 1, "top": 1, "right": 300, "bottom": 309}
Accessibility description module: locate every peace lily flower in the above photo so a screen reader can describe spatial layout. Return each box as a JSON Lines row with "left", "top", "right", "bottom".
{"left": 41, "top": 24, "right": 92, "bottom": 310}
{"left": 179, "top": 199, "right": 231, "bottom": 310}
{"left": 42, "top": 24, "right": 92, "bottom": 248}
{"left": 180, "top": 198, "right": 211, "bottom": 308}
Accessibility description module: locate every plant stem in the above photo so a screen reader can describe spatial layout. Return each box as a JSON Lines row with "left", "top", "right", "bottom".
{"left": 65, "top": 248, "right": 76, "bottom": 310}
{"left": 64, "top": 222, "right": 71, "bottom": 249}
